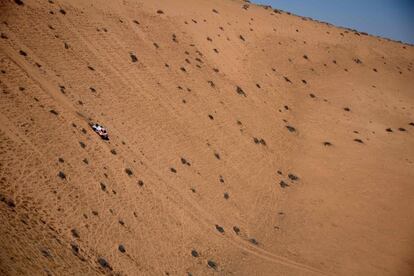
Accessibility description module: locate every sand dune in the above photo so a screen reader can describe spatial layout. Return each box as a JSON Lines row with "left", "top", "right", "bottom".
{"left": 0, "top": 0, "right": 413, "bottom": 275}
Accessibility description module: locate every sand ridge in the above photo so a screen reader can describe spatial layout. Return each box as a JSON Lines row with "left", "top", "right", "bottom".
{"left": 0, "top": 0, "right": 413, "bottom": 275}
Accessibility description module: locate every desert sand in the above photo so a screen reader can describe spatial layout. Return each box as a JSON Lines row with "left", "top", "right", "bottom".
{"left": 0, "top": 0, "right": 413, "bottom": 275}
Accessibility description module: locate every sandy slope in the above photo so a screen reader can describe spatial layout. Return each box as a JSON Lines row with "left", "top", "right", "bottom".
{"left": 0, "top": 0, "right": 413, "bottom": 275}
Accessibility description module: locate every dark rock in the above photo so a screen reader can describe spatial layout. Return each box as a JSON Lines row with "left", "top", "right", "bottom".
{"left": 125, "top": 168, "right": 133, "bottom": 176}
{"left": 236, "top": 86, "right": 246, "bottom": 97}
{"left": 280, "top": 180, "right": 289, "bottom": 188}
{"left": 71, "top": 243, "right": 79, "bottom": 255}
{"left": 191, "top": 250, "right": 199, "bottom": 257}
{"left": 214, "top": 152, "right": 220, "bottom": 160}
{"left": 71, "top": 228, "right": 80, "bottom": 238}
{"left": 58, "top": 171, "right": 66, "bottom": 180}
{"left": 249, "top": 238, "right": 259, "bottom": 245}
{"left": 130, "top": 53, "right": 138, "bottom": 63}
{"left": 215, "top": 224, "right": 224, "bottom": 233}
{"left": 118, "top": 244, "right": 126, "bottom": 253}
{"left": 207, "top": 260, "right": 217, "bottom": 270}
{"left": 97, "top": 258, "right": 112, "bottom": 271}
{"left": 286, "top": 125, "right": 296, "bottom": 132}
{"left": 288, "top": 174, "right": 299, "bottom": 181}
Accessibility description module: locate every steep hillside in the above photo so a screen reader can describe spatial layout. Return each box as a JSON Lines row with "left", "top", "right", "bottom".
{"left": 0, "top": 0, "right": 413, "bottom": 275}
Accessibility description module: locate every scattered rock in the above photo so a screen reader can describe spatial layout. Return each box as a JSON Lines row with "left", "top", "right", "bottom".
{"left": 191, "top": 250, "right": 199, "bottom": 257}
{"left": 353, "top": 58, "right": 363, "bottom": 64}
{"left": 71, "top": 243, "right": 79, "bottom": 255}
{"left": 58, "top": 171, "right": 66, "bottom": 180}
{"left": 97, "top": 258, "right": 112, "bottom": 271}
{"left": 71, "top": 228, "right": 80, "bottom": 238}
{"left": 40, "top": 248, "right": 52, "bottom": 258}
{"left": 386, "top": 128, "right": 393, "bottom": 132}
{"left": 398, "top": 128, "right": 406, "bottom": 132}
{"left": 236, "top": 86, "right": 246, "bottom": 97}
{"left": 214, "top": 152, "right": 221, "bottom": 160}
{"left": 118, "top": 245, "right": 126, "bottom": 253}
{"left": 130, "top": 53, "right": 138, "bottom": 63}
{"left": 249, "top": 238, "right": 259, "bottom": 245}
{"left": 323, "top": 141, "right": 332, "bottom": 146}
{"left": 233, "top": 226, "right": 240, "bottom": 235}
{"left": 14, "top": 0, "right": 24, "bottom": 6}
{"left": 288, "top": 174, "right": 299, "bottom": 181}
{"left": 100, "top": 182, "right": 106, "bottom": 192}
{"left": 207, "top": 260, "right": 217, "bottom": 270}
{"left": 19, "top": 50, "right": 27, "bottom": 57}
{"left": 156, "top": 10, "right": 164, "bottom": 14}
{"left": 170, "top": 167, "right": 177, "bottom": 173}
{"left": 286, "top": 125, "right": 296, "bottom": 132}
{"left": 125, "top": 168, "right": 133, "bottom": 176}
{"left": 280, "top": 180, "right": 289, "bottom": 188}
{"left": 354, "top": 138, "right": 364, "bottom": 144}
{"left": 215, "top": 224, "right": 224, "bottom": 233}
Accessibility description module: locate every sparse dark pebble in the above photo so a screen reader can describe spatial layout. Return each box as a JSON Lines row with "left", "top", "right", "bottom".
{"left": 191, "top": 250, "right": 199, "bottom": 257}
{"left": 97, "top": 258, "right": 112, "bottom": 271}
{"left": 288, "top": 174, "right": 299, "bottom": 181}
{"left": 118, "top": 245, "right": 126, "bottom": 253}
{"left": 207, "top": 260, "right": 217, "bottom": 270}
{"left": 354, "top": 138, "right": 364, "bottom": 144}
{"left": 280, "top": 180, "right": 289, "bottom": 188}
{"left": 215, "top": 224, "right": 224, "bottom": 233}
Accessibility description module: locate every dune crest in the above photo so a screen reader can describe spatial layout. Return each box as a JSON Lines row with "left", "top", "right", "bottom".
{"left": 0, "top": 0, "right": 413, "bottom": 275}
